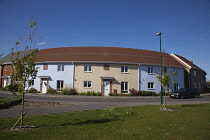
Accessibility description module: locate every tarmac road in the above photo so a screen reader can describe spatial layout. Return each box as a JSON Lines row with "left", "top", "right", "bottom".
{"left": 0, "top": 91, "right": 210, "bottom": 118}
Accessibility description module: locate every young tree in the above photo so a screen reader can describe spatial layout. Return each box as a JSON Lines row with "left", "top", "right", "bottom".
{"left": 157, "top": 70, "right": 177, "bottom": 109}
{"left": 10, "top": 19, "right": 40, "bottom": 129}
{"left": 156, "top": 50, "right": 177, "bottom": 110}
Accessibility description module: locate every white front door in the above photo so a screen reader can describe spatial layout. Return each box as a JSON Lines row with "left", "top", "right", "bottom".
{"left": 42, "top": 80, "right": 48, "bottom": 93}
{"left": 3, "top": 79, "right": 7, "bottom": 87}
{"left": 103, "top": 81, "right": 110, "bottom": 96}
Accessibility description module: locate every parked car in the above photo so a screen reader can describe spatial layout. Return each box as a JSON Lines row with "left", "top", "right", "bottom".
{"left": 170, "top": 88, "right": 200, "bottom": 99}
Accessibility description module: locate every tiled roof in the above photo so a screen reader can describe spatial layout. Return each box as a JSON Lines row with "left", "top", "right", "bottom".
{"left": 171, "top": 54, "right": 206, "bottom": 73}
{"left": 35, "top": 46, "right": 183, "bottom": 67}
{"left": 0, "top": 49, "right": 38, "bottom": 65}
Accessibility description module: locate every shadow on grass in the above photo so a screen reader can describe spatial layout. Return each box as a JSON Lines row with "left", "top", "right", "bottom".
{"left": 38, "top": 118, "right": 119, "bottom": 128}
{"left": 61, "top": 118, "right": 117, "bottom": 126}
{"left": 181, "top": 104, "right": 205, "bottom": 108}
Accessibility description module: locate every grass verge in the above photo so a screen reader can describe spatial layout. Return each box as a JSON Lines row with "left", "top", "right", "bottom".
{"left": 0, "top": 104, "right": 210, "bottom": 140}
{"left": 0, "top": 97, "right": 22, "bottom": 109}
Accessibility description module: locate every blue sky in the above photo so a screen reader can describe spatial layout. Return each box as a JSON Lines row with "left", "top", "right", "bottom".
{"left": 0, "top": 0, "right": 210, "bottom": 80}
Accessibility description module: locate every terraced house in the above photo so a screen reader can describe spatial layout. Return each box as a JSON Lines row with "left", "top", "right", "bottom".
{"left": 33, "top": 46, "right": 185, "bottom": 95}
{"left": 1, "top": 46, "right": 206, "bottom": 95}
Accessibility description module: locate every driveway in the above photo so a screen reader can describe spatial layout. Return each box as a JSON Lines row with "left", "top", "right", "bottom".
{"left": 0, "top": 91, "right": 210, "bottom": 118}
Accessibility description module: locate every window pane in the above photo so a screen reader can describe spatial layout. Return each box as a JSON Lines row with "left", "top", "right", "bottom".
{"left": 61, "top": 81, "right": 63, "bottom": 88}
{"left": 121, "top": 82, "right": 124, "bottom": 90}
{"left": 84, "top": 81, "right": 87, "bottom": 87}
{"left": 88, "top": 81, "right": 91, "bottom": 87}
{"left": 121, "top": 66, "right": 124, "bottom": 72}
{"left": 89, "top": 65, "right": 92, "bottom": 71}
{"left": 84, "top": 65, "right": 87, "bottom": 71}
{"left": 125, "top": 66, "right": 128, "bottom": 72}
{"left": 125, "top": 82, "right": 128, "bottom": 90}
{"left": 57, "top": 81, "right": 60, "bottom": 89}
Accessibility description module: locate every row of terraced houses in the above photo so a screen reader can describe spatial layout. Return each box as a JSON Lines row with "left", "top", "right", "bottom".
{"left": 0, "top": 47, "right": 207, "bottom": 95}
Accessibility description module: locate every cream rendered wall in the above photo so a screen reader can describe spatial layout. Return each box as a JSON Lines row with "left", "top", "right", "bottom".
{"left": 74, "top": 63, "right": 138, "bottom": 94}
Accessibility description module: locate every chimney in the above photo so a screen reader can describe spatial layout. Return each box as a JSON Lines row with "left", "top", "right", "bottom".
{"left": 189, "top": 60, "right": 193, "bottom": 63}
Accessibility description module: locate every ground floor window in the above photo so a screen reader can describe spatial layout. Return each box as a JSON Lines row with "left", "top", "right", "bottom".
{"left": 31, "top": 80, "right": 34, "bottom": 86}
{"left": 84, "top": 81, "right": 91, "bottom": 88}
{"left": 121, "top": 82, "right": 128, "bottom": 93}
{"left": 174, "top": 83, "right": 179, "bottom": 91}
{"left": 148, "top": 82, "right": 154, "bottom": 89}
{"left": 57, "top": 80, "right": 64, "bottom": 90}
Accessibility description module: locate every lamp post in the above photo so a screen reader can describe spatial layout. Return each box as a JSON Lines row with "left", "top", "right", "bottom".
{"left": 156, "top": 32, "right": 163, "bottom": 104}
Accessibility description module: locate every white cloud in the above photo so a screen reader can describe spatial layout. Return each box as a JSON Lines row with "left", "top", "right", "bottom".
{"left": 37, "top": 42, "right": 46, "bottom": 45}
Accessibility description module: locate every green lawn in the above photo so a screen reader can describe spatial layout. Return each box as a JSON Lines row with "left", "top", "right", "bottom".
{"left": 0, "top": 104, "right": 210, "bottom": 140}
{"left": 0, "top": 97, "right": 21, "bottom": 109}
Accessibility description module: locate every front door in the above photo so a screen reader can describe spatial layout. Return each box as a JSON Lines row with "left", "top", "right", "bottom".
{"left": 3, "top": 79, "right": 7, "bottom": 87}
{"left": 42, "top": 79, "right": 48, "bottom": 93}
{"left": 103, "top": 81, "right": 110, "bottom": 96}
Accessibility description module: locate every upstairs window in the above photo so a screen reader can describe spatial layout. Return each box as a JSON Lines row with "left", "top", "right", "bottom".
{"left": 58, "top": 65, "right": 64, "bottom": 71}
{"left": 121, "top": 65, "right": 128, "bottom": 73}
{"left": 148, "top": 66, "right": 154, "bottom": 74}
{"left": 43, "top": 64, "right": 48, "bottom": 70}
{"left": 84, "top": 65, "right": 92, "bottom": 72}
{"left": 194, "top": 70, "right": 197, "bottom": 76}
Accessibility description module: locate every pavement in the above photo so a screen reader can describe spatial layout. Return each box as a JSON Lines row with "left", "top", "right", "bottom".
{"left": 0, "top": 90, "right": 210, "bottom": 118}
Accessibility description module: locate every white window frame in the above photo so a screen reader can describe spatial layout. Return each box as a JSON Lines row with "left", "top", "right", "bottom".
{"left": 84, "top": 65, "right": 92, "bottom": 72}
{"left": 57, "top": 80, "right": 64, "bottom": 90}
{"left": 84, "top": 81, "right": 92, "bottom": 88}
{"left": 148, "top": 82, "right": 155, "bottom": 89}
{"left": 148, "top": 66, "right": 154, "bottom": 74}
{"left": 174, "top": 83, "right": 179, "bottom": 91}
{"left": 58, "top": 65, "right": 64, "bottom": 71}
{"left": 121, "top": 65, "right": 128, "bottom": 73}
{"left": 121, "top": 82, "right": 128, "bottom": 93}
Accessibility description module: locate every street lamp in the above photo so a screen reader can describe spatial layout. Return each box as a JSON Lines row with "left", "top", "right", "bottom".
{"left": 156, "top": 32, "right": 163, "bottom": 104}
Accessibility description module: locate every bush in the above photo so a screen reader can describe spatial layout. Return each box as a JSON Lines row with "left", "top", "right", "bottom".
{"left": 109, "top": 93, "right": 132, "bottom": 96}
{"left": 78, "top": 91, "right": 101, "bottom": 96}
{"left": 62, "top": 88, "right": 78, "bottom": 95}
{"left": 6, "top": 83, "right": 18, "bottom": 94}
{"left": 129, "top": 89, "right": 157, "bottom": 96}
{"left": 0, "top": 88, "right": 6, "bottom": 90}
{"left": 46, "top": 88, "right": 57, "bottom": 94}
{"left": 0, "top": 97, "right": 22, "bottom": 109}
{"left": 27, "top": 88, "right": 39, "bottom": 93}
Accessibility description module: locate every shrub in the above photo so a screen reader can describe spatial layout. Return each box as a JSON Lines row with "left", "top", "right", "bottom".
{"left": 46, "top": 88, "right": 57, "bottom": 94}
{"left": 62, "top": 88, "right": 78, "bottom": 95}
{"left": 6, "top": 83, "right": 18, "bottom": 94}
{"left": 109, "top": 93, "right": 132, "bottom": 96}
{"left": 27, "top": 88, "right": 38, "bottom": 93}
{"left": 0, "top": 88, "right": 6, "bottom": 90}
{"left": 79, "top": 91, "right": 101, "bottom": 96}
{"left": 129, "top": 89, "right": 157, "bottom": 96}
